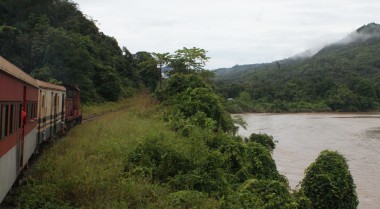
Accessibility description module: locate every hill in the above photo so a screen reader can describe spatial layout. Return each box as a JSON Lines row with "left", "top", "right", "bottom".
{"left": 214, "top": 23, "right": 380, "bottom": 112}
{"left": 0, "top": 0, "right": 162, "bottom": 103}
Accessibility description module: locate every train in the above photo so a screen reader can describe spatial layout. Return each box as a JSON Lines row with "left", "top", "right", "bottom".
{"left": 0, "top": 56, "right": 82, "bottom": 203}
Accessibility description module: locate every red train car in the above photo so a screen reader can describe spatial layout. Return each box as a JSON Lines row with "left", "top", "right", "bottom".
{"left": 0, "top": 56, "right": 39, "bottom": 202}
{"left": 64, "top": 85, "right": 82, "bottom": 129}
{"left": 0, "top": 57, "right": 83, "bottom": 204}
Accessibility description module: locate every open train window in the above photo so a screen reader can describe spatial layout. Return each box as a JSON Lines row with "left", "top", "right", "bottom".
{"left": 18, "top": 104, "right": 22, "bottom": 128}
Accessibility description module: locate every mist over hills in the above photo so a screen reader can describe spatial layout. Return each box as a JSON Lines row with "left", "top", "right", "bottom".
{"left": 214, "top": 23, "right": 380, "bottom": 112}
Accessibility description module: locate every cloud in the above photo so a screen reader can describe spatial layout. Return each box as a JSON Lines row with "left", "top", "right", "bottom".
{"left": 74, "top": 0, "right": 380, "bottom": 69}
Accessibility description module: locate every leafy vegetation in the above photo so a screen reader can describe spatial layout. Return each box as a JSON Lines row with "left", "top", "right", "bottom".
{"left": 0, "top": 0, "right": 157, "bottom": 103}
{"left": 301, "top": 150, "right": 359, "bottom": 209}
{"left": 244, "top": 133, "right": 277, "bottom": 153}
{"left": 12, "top": 51, "right": 359, "bottom": 208}
{"left": 215, "top": 23, "right": 380, "bottom": 112}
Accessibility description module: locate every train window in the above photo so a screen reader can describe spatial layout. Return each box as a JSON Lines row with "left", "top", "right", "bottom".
{"left": 1, "top": 105, "right": 9, "bottom": 138}
{"left": 18, "top": 104, "right": 22, "bottom": 128}
{"left": 15, "top": 104, "right": 19, "bottom": 132}
{"left": 26, "top": 103, "right": 30, "bottom": 120}
{"left": 9, "top": 105, "right": 14, "bottom": 134}
{"left": 33, "top": 103, "right": 37, "bottom": 118}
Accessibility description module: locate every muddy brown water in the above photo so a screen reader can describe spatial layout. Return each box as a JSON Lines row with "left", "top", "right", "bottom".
{"left": 237, "top": 113, "right": 380, "bottom": 209}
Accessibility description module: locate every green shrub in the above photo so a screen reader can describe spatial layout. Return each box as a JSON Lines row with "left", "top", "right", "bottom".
{"left": 168, "top": 190, "right": 221, "bottom": 209}
{"left": 159, "top": 74, "right": 208, "bottom": 100}
{"left": 245, "top": 133, "right": 277, "bottom": 152}
{"left": 17, "top": 182, "right": 72, "bottom": 209}
{"left": 301, "top": 150, "right": 358, "bottom": 209}
{"left": 126, "top": 134, "right": 194, "bottom": 182}
{"left": 238, "top": 179, "right": 297, "bottom": 208}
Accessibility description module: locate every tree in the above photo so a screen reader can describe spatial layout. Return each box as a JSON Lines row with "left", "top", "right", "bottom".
{"left": 134, "top": 51, "right": 159, "bottom": 91}
{"left": 170, "top": 47, "right": 210, "bottom": 74}
{"left": 301, "top": 150, "right": 358, "bottom": 209}
{"left": 151, "top": 52, "right": 171, "bottom": 89}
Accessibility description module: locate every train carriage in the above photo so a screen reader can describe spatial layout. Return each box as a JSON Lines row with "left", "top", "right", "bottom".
{"left": 36, "top": 80, "right": 66, "bottom": 142}
{"left": 0, "top": 56, "right": 39, "bottom": 202}
{"left": 64, "top": 84, "right": 82, "bottom": 128}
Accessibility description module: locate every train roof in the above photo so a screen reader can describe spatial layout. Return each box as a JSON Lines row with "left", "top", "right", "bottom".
{"left": 64, "top": 84, "right": 80, "bottom": 92}
{"left": 37, "top": 80, "right": 66, "bottom": 92}
{"left": 0, "top": 56, "right": 38, "bottom": 87}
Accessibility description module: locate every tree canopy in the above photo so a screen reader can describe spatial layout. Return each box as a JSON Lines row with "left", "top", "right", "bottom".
{"left": 214, "top": 23, "right": 380, "bottom": 112}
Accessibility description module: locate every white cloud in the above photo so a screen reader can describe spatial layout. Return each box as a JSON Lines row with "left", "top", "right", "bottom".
{"left": 74, "top": 0, "right": 380, "bottom": 69}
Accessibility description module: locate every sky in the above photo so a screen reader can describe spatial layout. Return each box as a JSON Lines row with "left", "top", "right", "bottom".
{"left": 74, "top": 0, "right": 380, "bottom": 69}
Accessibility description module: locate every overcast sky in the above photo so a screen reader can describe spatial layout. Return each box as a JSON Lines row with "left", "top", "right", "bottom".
{"left": 74, "top": 0, "right": 380, "bottom": 69}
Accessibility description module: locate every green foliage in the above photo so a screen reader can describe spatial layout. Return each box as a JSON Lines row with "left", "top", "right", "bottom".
{"left": 0, "top": 0, "right": 141, "bottom": 103}
{"left": 159, "top": 73, "right": 208, "bottom": 100}
{"left": 301, "top": 150, "right": 358, "bottom": 209}
{"left": 215, "top": 23, "right": 380, "bottom": 112}
{"left": 126, "top": 134, "right": 195, "bottom": 182}
{"left": 93, "top": 65, "right": 122, "bottom": 101}
{"left": 134, "top": 51, "right": 160, "bottom": 91}
{"left": 240, "top": 142, "right": 280, "bottom": 180}
{"left": 238, "top": 179, "right": 297, "bottom": 208}
{"left": 168, "top": 190, "right": 220, "bottom": 209}
{"left": 159, "top": 72, "right": 237, "bottom": 134}
{"left": 169, "top": 47, "right": 210, "bottom": 74}
{"left": 17, "top": 181, "right": 72, "bottom": 209}
{"left": 232, "top": 115, "right": 247, "bottom": 129}
{"left": 245, "top": 133, "right": 277, "bottom": 152}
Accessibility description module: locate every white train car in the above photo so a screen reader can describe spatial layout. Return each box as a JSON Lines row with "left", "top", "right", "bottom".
{"left": 36, "top": 80, "right": 66, "bottom": 143}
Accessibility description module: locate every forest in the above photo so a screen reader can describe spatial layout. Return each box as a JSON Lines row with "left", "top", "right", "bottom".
{"left": 0, "top": 0, "right": 164, "bottom": 103}
{"left": 214, "top": 23, "right": 380, "bottom": 112}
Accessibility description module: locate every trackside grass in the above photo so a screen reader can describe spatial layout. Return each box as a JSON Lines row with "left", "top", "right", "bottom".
{"left": 13, "top": 89, "right": 322, "bottom": 208}
{"left": 14, "top": 93, "right": 184, "bottom": 208}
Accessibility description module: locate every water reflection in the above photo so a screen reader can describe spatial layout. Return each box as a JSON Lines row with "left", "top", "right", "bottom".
{"left": 238, "top": 113, "right": 380, "bottom": 209}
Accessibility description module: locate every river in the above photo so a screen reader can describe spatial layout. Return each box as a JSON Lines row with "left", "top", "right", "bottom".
{"left": 237, "top": 113, "right": 380, "bottom": 209}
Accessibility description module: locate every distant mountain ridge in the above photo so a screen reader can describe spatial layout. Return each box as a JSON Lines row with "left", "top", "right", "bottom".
{"left": 214, "top": 23, "right": 380, "bottom": 112}
{"left": 214, "top": 23, "right": 380, "bottom": 80}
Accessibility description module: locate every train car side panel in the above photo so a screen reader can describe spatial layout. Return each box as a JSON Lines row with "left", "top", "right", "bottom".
{"left": 22, "top": 128, "right": 37, "bottom": 167}
{"left": 36, "top": 81, "right": 66, "bottom": 142}
{"left": 0, "top": 56, "right": 39, "bottom": 203}
{"left": 0, "top": 146, "right": 17, "bottom": 203}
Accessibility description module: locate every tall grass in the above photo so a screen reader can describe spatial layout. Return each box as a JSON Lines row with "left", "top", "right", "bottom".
{"left": 81, "top": 91, "right": 158, "bottom": 118}
{"left": 16, "top": 93, "right": 175, "bottom": 208}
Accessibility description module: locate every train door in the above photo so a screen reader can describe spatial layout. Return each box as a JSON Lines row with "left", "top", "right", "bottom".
{"left": 17, "top": 86, "right": 27, "bottom": 171}
{"left": 61, "top": 93, "right": 65, "bottom": 123}
{"left": 53, "top": 94, "right": 57, "bottom": 134}
{"left": 50, "top": 92, "right": 53, "bottom": 137}
{"left": 39, "top": 91, "right": 46, "bottom": 142}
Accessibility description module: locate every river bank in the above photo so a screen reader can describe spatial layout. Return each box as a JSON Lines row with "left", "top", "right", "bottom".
{"left": 238, "top": 112, "right": 380, "bottom": 209}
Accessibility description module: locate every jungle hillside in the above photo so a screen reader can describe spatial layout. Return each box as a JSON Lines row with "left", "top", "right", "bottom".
{"left": 214, "top": 23, "right": 380, "bottom": 113}
{"left": 0, "top": 0, "right": 164, "bottom": 103}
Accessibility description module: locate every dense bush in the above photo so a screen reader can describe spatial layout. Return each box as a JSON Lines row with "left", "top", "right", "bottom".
{"left": 238, "top": 179, "right": 297, "bottom": 208}
{"left": 245, "top": 133, "right": 277, "bottom": 152}
{"left": 160, "top": 74, "right": 208, "bottom": 99}
{"left": 167, "top": 190, "right": 220, "bottom": 209}
{"left": 301, "top": 150, "right": 358, "bottom": 209}
{"left": 160, "top": 73, "right": 237, "bottom": 134}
